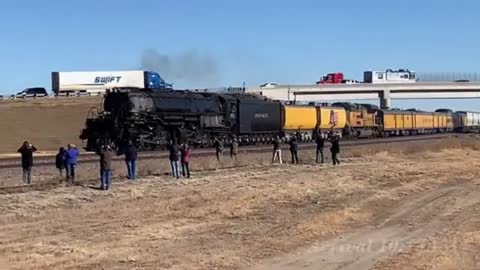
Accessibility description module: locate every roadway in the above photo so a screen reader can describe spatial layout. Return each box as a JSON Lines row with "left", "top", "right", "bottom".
{"left": 4, "top": 82, "right": 480, "bottom": 108}
{"left": 246, "top": 82, "right": 480, "bottom": 108}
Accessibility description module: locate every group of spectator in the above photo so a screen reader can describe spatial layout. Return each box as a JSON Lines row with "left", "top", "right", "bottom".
{"left": 210, "top": 133, "right": 341, "bottom": 167}
{"left": 18, "top": 134, "right": 341, "bottom": 189}
{"left": 54, "top": 144, "right": 80, "bottom": 183}
{"left": 168, "top": 137, "right": 241, "bottom": 178}
{"left": 273, "top": 133, "right": 341, "bottom": 165}
{"left": 19, "top": 141, "right": 137, "bottom": 191}
{"left": 18, "top": 142, "right": 80, "bottom": 185}
{"left": 96, "top": 140, "right": 138, "bottom": 190}
{"left": 168, "top": 142, "right": 191, "bottom": 179}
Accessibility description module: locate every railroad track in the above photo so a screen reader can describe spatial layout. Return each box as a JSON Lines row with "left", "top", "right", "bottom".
{"left": 0, "top": 134, "right": 457, "bottom": 195}
{"left": 0, "top": 134, "right": 454, "bottom": 169}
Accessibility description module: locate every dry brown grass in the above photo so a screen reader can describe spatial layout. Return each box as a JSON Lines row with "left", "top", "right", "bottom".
{"left": 1, "top": 139, "right": 480, "bottom": 269}
{"left": 344, "top": 135, "right": 480, "bottom": 158}
{"left": 0, "top": 97, "right": 100, "bottom": 153}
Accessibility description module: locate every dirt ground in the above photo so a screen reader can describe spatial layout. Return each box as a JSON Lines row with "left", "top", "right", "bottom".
{"left": 0, "top": 97, "right": 100, "bottom": 153}
{"left": 1, "top": 139, "right": 480, "bottom": 269}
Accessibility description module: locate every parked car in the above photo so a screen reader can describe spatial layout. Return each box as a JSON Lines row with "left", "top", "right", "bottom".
{"left": 260, "top": 83, "right": 278, "bottom": 88}
{"left": 454, "top": 79, "right": 470, "bottom": 83}
{"left": 342, "top": 79, "right": 360, "bottom": 84}
{"left": 12, "top": 87, "right": 48, "bottom": 99}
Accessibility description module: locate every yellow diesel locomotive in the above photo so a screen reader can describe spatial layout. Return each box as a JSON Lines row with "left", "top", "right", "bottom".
{"left": 332, "top": 102, "right": 453, "bottom": 138}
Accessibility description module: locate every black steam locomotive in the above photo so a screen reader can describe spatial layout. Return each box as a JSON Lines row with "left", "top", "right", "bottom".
{"left": 80, "top": 88, "right": 283, "bottom": 151}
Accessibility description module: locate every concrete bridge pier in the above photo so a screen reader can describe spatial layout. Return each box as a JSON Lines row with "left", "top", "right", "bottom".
{"left": 379, "top": 90, "right": 391, "bottom": 109}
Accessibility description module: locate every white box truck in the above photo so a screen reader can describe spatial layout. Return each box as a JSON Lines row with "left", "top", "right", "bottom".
{"left": 51, "top": 70, "right": 172, "bottom": 96}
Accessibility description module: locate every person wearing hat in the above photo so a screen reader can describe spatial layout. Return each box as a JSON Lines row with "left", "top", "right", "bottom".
{"left": 17, "top": 141, "right": 37, "bottom": 185}
{"left": 64, "top": 144, "right": 80, "bottom": 183}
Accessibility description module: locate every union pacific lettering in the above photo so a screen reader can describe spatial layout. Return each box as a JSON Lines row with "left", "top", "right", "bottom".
{"left": 255, "top": 113, "right": 269, "bottom": 118}
{"left": 94, "top": 76, "right": 122, "bottom": 84}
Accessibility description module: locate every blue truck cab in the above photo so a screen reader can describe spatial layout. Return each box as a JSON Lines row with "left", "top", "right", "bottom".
{"left": 145, "top": 71, "right": 173, "bottom": 90}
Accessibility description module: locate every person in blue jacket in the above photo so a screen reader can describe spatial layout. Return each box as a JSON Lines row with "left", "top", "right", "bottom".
{"left": 64, "top": 144, "right": 80, "bottom": 183}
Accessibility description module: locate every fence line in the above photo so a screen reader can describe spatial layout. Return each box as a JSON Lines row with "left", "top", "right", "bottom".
{"left": 417, "top": 72, "right": 480, "bottom": 82}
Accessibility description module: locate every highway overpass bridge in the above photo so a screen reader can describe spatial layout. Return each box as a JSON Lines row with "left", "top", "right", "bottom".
{"left": 245, "top": 82, "right": 480, "bottom": 109}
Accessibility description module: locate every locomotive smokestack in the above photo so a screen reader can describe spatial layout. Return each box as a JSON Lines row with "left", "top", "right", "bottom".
{"left": 140, "top": 48, "right": 220, "bottom": 84}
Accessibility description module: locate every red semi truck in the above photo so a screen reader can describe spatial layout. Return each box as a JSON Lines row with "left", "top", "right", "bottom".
{"left": 316, "top": 72, "right": 344, "bottom": 84}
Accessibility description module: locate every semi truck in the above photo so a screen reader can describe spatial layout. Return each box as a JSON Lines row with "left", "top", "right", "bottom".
{"left": 363, "top": 69, "right": 416, "bottom": 83}
{"left": 51, "top": 70, "right": 172, "bottom": 95}
{"left": 316, "top": 72, "right": 344, "bottom": 84}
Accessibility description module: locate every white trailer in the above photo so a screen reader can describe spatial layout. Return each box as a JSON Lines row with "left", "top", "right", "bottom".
{"left": 364, "top": 69, "right": 416, "bottom": 84}
{"left": 51, "top": 70, "right": 171, "bottom": 95}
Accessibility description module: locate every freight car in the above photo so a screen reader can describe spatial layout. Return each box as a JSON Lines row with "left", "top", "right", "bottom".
{"left": 377, "top": 110, "right": 453, "bottom": 135}
{"left": 80, "top": 89, "right": 345, "bottom": 151}
{"left": 452, "top": 111, "right": 480, "bottom": 133}
{"left": 283, "top": 105, "right": 346, "bottom": 141}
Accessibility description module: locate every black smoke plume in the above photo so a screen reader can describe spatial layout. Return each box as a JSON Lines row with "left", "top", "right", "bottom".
{"left": 141, "top": 48, "right": 220, "bottom": 84}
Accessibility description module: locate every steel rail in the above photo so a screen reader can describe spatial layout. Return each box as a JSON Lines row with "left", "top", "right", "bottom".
{"left": 0, "top": 134, "right": 455, "bottom": 194}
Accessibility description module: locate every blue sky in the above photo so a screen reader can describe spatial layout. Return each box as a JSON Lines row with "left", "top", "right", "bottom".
{"left": 1, "top": 0, "right": 479, "bottom": 110}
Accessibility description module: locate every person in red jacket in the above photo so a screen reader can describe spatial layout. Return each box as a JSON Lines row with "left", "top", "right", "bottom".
{"left": 180, "top": 143, "right": 191, "bottom": 178}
